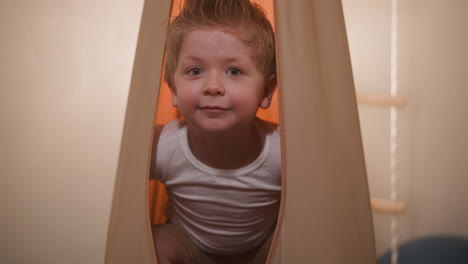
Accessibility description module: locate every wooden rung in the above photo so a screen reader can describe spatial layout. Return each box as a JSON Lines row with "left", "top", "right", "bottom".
{"left": 371, "top": 198, "right": 406, "bottom": 215}
{"left": 356, "top": 92, "right": 407, "bottom": 108}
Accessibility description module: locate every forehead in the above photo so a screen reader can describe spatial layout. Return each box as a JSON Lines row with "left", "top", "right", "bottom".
{"left": 179, "top": 26, "right": 254, "bottom": 54}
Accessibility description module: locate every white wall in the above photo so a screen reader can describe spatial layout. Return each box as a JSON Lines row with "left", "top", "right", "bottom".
{"left": 0, "top": 1, "right": 144, "bottom": 263}
{"left": 343, "top": 0, "right": 468, "bottom": 256}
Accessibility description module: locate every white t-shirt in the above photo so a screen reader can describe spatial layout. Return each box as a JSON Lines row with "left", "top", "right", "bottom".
{"left": 152, "top": 118, "right": 281, "bottom": 255}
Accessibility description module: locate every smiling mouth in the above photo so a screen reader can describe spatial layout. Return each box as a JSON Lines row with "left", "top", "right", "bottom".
{"left": 199, "top": 106, "right": 229, "bottom": 113}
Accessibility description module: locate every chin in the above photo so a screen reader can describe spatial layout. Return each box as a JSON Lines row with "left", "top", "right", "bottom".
{"left": 191, "top": 120, "right": 245, "bottom": 133}
{"left": 198, "top": 123, "right": 234, "bottom": 132}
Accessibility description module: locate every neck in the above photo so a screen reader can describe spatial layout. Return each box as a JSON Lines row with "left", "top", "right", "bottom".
{"left": 187, "top": 122, "right": 262, "bottom": 170}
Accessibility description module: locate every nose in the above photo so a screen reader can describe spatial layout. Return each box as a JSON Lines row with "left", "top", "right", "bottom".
{"left": 202, "top": 73, "right": 225, "bottom": 96}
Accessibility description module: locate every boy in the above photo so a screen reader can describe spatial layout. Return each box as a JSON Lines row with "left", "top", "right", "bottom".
{"left": 150, "top": 0, "right": 281, "bottom": 263}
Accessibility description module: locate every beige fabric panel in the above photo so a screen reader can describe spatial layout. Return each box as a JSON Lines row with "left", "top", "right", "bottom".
{"left": 0, "top": 1, "right": 146, "bottom": 263}
{"left": 105, "top": 0, "right": 172, "bottom": 263}
{"left": 271, "top": 1, "right": 376, "bottom": 263}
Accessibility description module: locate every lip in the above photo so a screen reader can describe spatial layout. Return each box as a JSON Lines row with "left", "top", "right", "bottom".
{"left": 198, "top": 106, "right": 229, "bottom": 113}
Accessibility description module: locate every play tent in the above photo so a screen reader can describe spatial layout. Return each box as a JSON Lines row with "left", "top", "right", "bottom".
{"left": 106, "top": 0, "right": 376, "bottom": 263}
{"left": 3, "top": 0, "right": 416, "bottom": 263}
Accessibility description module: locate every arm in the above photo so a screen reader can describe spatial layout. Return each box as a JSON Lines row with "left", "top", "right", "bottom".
{"left": 149, "top": 124, "right": 169, "bottom": 225}
{"left": 149, "top": 124, "right": 164, "bottom": 180}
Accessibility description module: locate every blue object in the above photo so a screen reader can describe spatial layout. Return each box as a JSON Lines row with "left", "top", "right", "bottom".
{"left": 378, "top": 236, "right": 468, "bottom": 264}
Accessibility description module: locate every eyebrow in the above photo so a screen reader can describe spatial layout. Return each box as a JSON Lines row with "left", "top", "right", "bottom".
{"left": 180, "top": 55, "right": 246, "bottom": 63}
{"left": 179, "top": 55, "right": 203, "bottom": 62}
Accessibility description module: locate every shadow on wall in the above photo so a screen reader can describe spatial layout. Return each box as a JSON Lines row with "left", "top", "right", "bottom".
{"left": 378, "top": 235, "right": 468, "bottom": 264}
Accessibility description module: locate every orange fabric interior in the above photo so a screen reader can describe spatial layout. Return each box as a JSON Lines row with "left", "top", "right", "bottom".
{"left": 149, "top": 0, "right": 279, "bottom": 225}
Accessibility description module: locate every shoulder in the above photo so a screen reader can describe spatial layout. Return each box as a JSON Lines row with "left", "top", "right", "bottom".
{"left": 256, "top": 117, "right": 281, "bottom": 162}
{"left": 157, "top": 119, "right": 187, "bottom": 156}
{"left": 253, "top": 118, "right": 282, "bottom": 187}
{"left": 150, "top": 119, "right": 186, "bottom": 180}
{"left": 159, "top": 119, "right": 185, "bottom": 139}
{"left": 152, "top": 119, "right": 184, "bottom": 152}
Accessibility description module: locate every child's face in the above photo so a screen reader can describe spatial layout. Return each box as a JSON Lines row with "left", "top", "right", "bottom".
{"left": 171, "top": 27, "right": 275, "bottom": 132}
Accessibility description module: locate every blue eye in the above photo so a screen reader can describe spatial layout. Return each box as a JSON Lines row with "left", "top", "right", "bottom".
{"left": 227, "top": 67, "right": 242, "bottom": 76}
{"left": 188, "top": 68, "right": 203, "bottom": 75}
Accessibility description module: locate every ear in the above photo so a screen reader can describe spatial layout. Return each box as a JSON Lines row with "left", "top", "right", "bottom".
{"left": 169, "top": 85, "right": 178, "bottom": 107}
{"left": 259, "top": 74, "right": 277, "bottom": 109}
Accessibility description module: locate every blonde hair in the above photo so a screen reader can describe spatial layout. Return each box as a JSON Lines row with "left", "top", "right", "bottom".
{"left": 164, "top": 0, "right": 276, "bottom": 88}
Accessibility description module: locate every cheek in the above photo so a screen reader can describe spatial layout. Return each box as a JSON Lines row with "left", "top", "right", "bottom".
{"left": 175, "top": 88, "right": 199, "bottom": 110}
{"left": 177, "top": 94, "right": 194, "bottom": 106}
{"left": 230, "top": 88, "right": 263, "bottom": 111}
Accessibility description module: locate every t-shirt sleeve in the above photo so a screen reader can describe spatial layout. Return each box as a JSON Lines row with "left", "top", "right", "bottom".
{"left": 149, "top": 124, "right": 164, "bottom": 180}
